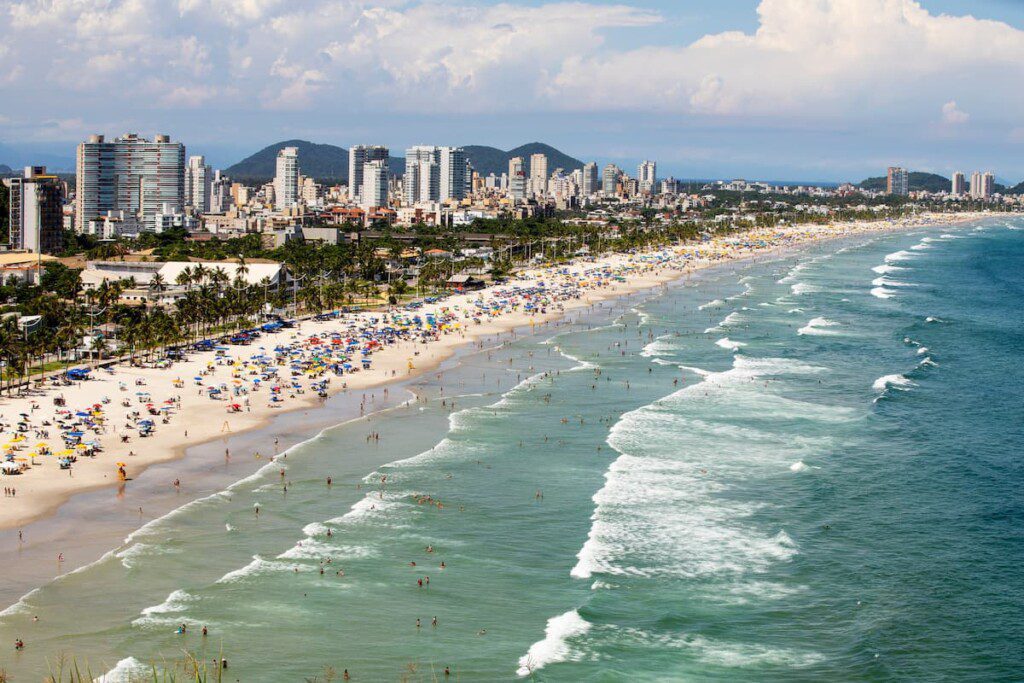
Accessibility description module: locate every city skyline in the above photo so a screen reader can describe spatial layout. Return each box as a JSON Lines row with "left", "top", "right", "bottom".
{"left": 2, "top": 0, "right": 1024, "bottom": 181}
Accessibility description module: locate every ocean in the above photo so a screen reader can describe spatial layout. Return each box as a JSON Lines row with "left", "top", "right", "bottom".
{"left": 0, "top": 218, "right": 1021, "bottom": 681}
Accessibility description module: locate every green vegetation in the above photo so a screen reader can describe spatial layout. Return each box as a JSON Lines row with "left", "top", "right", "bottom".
{"left": 461, "top": 142, "right": 584, "bottom": 177}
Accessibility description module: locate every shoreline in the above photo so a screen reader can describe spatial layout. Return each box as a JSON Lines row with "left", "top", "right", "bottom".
{"left": 0, "top": 213, "right": 986, "bottom": 544}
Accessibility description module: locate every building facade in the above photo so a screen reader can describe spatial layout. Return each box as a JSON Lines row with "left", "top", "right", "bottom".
{"left": 529, "top": 153, "right": 548, "bottom": 198}
{"left": 582, "top": 162, "right": 599, "bottom": 197}
{"left": 951, "top": 171, "right": 966, "bottom": 196}
{"left": 439, "top": 147, "right": 467, "bottom": 202}
{"left": 274, "top": 147, "right": 299, "bottom": 209}
{"left": 185, "top": 155, "right": 212, "bottom": 213}
{"left": 886, "top": 167, "right": 909, "bottom": 196}
{"left": 75, "top": 133, "right": 185, "bottom": 233}
{"left": 360, "top": 160, "right": 389, "bottom": 210}
{"left": 348, "top": 145, "right": 389, "bottom": 204}
{"left": 5, "top": 166, "right": 64, "bottom": 253}
{"left": 638, "top": 160, "right": 657, "bottom": 194}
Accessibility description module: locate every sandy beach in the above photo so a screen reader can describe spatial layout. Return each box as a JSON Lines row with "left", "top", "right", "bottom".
{"left": 0, "top": 214, "right": 984, "bottom": 534}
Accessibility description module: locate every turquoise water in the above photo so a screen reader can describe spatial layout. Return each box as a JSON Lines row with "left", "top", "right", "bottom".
{"left": 1, "top": 219, "right": 1022, "bottom": 681}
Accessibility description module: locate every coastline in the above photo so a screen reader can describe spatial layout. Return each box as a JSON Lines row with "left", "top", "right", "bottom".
{"left": 0, "top": 213, "right": 986, "bottom": 575}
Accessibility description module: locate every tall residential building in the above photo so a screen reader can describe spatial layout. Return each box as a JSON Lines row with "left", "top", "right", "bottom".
{"left": 982, "top": 171, "right": 995, "bottom": 198}
{"left": 508, "top": 157, "right": 526, "bottom": 201}
{"left": 951, "top": 171, "right": 966, "bottom": 196}
{"left": 211, "top": 171, "right": 231, "bottom": 213}
{"left": 638, "top": 160, "right": 658, "bottom": 194}
{"left": 75, "top": 133, "right": 185, "bottom": 233}
{"left": 439, "top": 147, "right": 467, "bottom": 202}
{"left": 4, "top": 166, "right": 64, "bottom": 254}
{"left": 529, "top": 153, "right": 548, "bottom": 197}
{"left": 404, "top": 146, "right": 442, "bottom": 204}
{"left": 185, "top": 155, "right": 212, "bottom": 213}
{"left": 602, "top": 164, "right": 621, "bottom": 196}
{"left": 348, "top": 145, "right": 389, "bottom": 203}
{"left": 886, "top": 167, "right": 909, "bottom": 196}
{"left": 969, "top": 171, "right": 982, "bottom": 198}
{"left": 360, "top": 160, "right": 388, "bottom": 209}
{"left": 582, "top": 162, "right": 599, "bottom": 196}
{"left": 274, "top": 147, "right": 300, "bottom": 208}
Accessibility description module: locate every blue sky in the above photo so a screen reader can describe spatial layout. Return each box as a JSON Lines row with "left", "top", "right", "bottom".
{"left": 1, "top": 0, "right": 1024, "bottom": 182}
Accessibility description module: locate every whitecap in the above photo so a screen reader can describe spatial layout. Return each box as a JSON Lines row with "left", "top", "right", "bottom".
{"left": 873, "top": 374, "right": 915, "bottom": 393}
{"left": 516, "top": 609, "right": 591, "bottom": 677}
{"left": 698, "top": 299, "right": 725, "bottom": 311}
{"left": 870, "top": 287, "right": 896, "bottom": 299}
{"left": 715, "top": 337, "right": 747, "bottom": 351}
{"left": 797, "top": 317, "right": 841, "bottom": 336}
{"left": 94, "top": 657, "right": 150, "bottom": 682}
{"left": 789, "top": 461, "right": 809, "bottom": 473}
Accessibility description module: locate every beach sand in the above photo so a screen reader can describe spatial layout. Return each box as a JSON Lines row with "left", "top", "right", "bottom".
{"left": 0, "top": 214, "right": 984, "bottom": 535}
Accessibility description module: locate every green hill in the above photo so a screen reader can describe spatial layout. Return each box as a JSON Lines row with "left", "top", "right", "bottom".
{"left": 226, "top": 141, "right": 585, "bottom": 184}
{"left": 464, "top": 142, "right": 585, "bottom": 177}
{"left": 1005, "top": 181, "right": 1024, "bottom": 195}
{"left": 858, "top": 172, "right": 953, "bottom": 193}
{"left": 0, "top": 164, "right": 12, "bottom": 175}
{"left": 225, "top": 140, "right": 405, "bottom": 183}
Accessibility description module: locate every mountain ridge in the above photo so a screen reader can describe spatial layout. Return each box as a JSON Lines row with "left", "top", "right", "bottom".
{"left": 225, "top": 140, "right": 586, "bottom": 183}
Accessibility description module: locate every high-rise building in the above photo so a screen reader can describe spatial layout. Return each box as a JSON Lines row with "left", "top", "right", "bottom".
{"left": 349, "top": 145, "right": 389, "bottom": 204}
{"left": 602, "top": 164, "right": 621, "bottom": 196}
{"left": 404, "top": 146, "right": 442, "bottom": 204}
{"left": 582, "top": 162, "right": 599, "bottom": 197}
{"left": 886, "top": 167, "right": 909, "bottom": 196}
{"left": 982, "top": 171, "right": 995, "bottom": 199}
{"left": 969, "top": 171, "right": 982, "bottom": 198}
{"left": 638, "top": 160, "right": 657, "bottom": 194}
{"left": 75, "top": 133, "right": 185, "bottom": 233}
{"left": 360, "top": 160, "right": 388, "bottom": 209}
{"left": 185, "top": 155, "right": 212, "bottom": 213}
{"left": 951, "top": 171, "right": 966, "bottom": 196}
{"left": 439, "top": 147, "right": 466, "bottom": 202}
{"left": 4, "top": 166, "right": 64, "bottom": 254}
{"left": 211, "top": 171, "right": 231, "bottom": 213}
{"left": 529, "top": 153, "right": 548, "bottom": 197}
{"left": 274, "top": 147, "right": 300, "bottom": 208}
{"left": 508, "top": 157, "right": 526, "bottom": 202}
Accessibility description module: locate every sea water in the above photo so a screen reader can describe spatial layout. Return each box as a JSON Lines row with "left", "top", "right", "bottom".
{"left": 0, "top": 218, "right": 1022, "bottom": 681}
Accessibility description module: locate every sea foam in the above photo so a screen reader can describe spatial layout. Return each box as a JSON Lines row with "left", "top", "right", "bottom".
{"left": 516, "top": 609, "right": 591, "bottom": 677}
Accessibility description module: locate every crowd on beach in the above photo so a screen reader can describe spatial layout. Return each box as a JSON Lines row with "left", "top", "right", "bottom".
{"left": 0, "top": 216, "right": 972, "bottom": 533}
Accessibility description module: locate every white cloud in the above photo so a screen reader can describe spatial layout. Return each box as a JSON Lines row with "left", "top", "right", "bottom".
{"left": 941, "top": 100, "right": 969, "bottom": 125}
{"left": 0, "top": 0, "right": 1023, "bottom": 141}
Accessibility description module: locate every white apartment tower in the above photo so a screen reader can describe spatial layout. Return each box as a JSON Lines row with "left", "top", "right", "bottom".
{"left": 638, "top": 160, "right": 657, "bottom": 194}
{"left": 404, "top": 146, "right": 442, "bottom": 204}
{"left": 951, "top": 171, "right": 966, "bottom": 197}
{"left": 274, "top": 147, "right": 300, "bottom": 208}
{"left": 185, "top": 155, "right": 212, "bottom": 213}
{"left": 982, "top": 171, "right": 995, "bottom": 198}
{"left": 360, "top": 160, "right": 388, "bottom": 209}
{"left": 439, "top": 147, "right": 467, "bottom": 202}
{"left": 529, "top": 153, "right": 548, "bottom": 197}
{"left": 75, "top": 133, "right": 185, "bottom": 233}
{"left": 349, "top": 145, "right": 389, "bottom": 203}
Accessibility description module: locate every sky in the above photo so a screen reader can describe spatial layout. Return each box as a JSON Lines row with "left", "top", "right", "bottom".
{"left": 2, "top": 0, "right": 1024, "bottom": 182}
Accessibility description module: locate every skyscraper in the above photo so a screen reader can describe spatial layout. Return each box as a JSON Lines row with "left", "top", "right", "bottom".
{"left": 75, "top": 133, "right": 185, "bottom": 233}
{"left": 360, "top": 160, "right": 388, "bottom": 209}
{"left": 185, "top": 155, "right": 212, "bottom": 213}
{"left": 951, "top": 171, "right": 966, "bottom": 196}
{"left": 582, "top": 162, "right": 599, "bottom": 197}
{"left": 886, "top": 167, "right": 909, "bottom": 196}
{"left": 439, "top": 147, "right": 466, "bottom": 202}
{"left": 969, "top": 171, "right": 982, "bottom": 198}
{"left": 4, "top": 166, "right": 63, "bottom": 254}
{"left": 508, "top": 157, "right": 526, "bottom": 201}
{"left": 529, "top": 153, "right": 548, "bottom": 197}
{"left": 637, "top": 160, "right": 657, "bottom": 194}
{"left": 348, "top": 145, "right": 389, "bottom": 204}
{"left": 404, "top": 146, "right": 441, "bottom": 204}
{"left": 602, "top": 164, "right": 621, "bottom": 196}
{"left": 274, "top": 147, "right": 300, "bottom": 208}
{"left": 982, "top": 171, "right": 995, "bottom": 199}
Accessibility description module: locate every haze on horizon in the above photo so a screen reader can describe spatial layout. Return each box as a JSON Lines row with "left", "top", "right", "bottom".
{"left": 1, "top": 0, "right": 1024, "bottom": 182}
